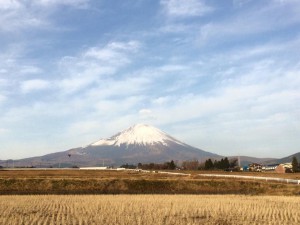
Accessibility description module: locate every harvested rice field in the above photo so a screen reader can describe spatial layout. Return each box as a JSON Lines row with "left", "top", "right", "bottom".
{"left": 0, "top": 195, "right": 299, "bottom": 225}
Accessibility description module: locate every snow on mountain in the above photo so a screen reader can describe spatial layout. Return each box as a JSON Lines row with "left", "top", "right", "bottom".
{"left": 91, "top": 124, "right": 185, "bottom": 147}
{"left": 9, "top": 123, "right": 221, "bottom": 167}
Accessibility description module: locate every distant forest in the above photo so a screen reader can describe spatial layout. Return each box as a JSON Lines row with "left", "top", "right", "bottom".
{"left": 121, "top": 157, "right": 238, "bottom": 171}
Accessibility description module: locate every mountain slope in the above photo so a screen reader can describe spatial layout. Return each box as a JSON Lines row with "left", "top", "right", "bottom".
{"left": 90, "top": 124, "right": 184, "bottom": 147}
{"left": 11, "top": 124, "right": 220, "bottom": 167}
{"left": 229, "top": 156, "right": 278, "bottom": 167}
{"left": 76, "top": 124, "right": 220, "bottom": 165}
{"left": 263, "top": 152, "right": 300, "bottom": 165}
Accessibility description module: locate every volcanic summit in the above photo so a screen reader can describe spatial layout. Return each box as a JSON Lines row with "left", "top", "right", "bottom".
{"left": 14, "top": 124, "right": 220, "bottom": 167}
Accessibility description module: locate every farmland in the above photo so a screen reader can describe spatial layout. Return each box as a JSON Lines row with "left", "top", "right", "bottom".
{"left": 0, "top": 195, "right": 299, "bottom": 225}
{"left": 1, "top": 169, "right": 300, "bottom": 224}
{"left": 0, "top": 169, "right": 299, "bottom": 195}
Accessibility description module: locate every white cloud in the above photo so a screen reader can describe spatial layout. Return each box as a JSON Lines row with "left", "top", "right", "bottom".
{"left": 161, "top": 0, "right": 213, "bottom": 17}
{"left": 35, "top": 0, "right": 89, "bottom": 7}
{"left": 139, "top": 108, "right": 152, "bottom": 116}
{"left": 84, "top": 41, "right": 140, "bottom": 63}
{"left": 59, "top": 76, "right": 95, "bottom": 94}
{"left": 84, "top": 47, "right": 120, "bottom": 61}
{"left": 1, "top": 1, "right": 299, "bottom": 159}
{"left": 0, "top": 0, "right": 90, "bottom": 32}
{"left": 0, "top": 127, "right": 8, "bottom": 135}
{"left": 107, "top": 41, "right": 140, "bottom": 51}
{"left": 159, "top": 64, "right": 188, "bottom": 72}
{"left": 139, "top": 108, "right": 157, "bottom": 121}
{"left": 85, "top": 76, "right": 150, "bottom": 100}
{"left": 232, "top": 0, "right": 251, "bottom": 7}
{"left": 67, "top": 120, "right": 101, "bottom": 137}
{"left": 19, "top": 66, "right": 43, "bottom": 75}
{"left": 64, "top": 96, "right": 147, "bottom": 143}
{"left": 21, "top": 79, "right": 51, "bottom": 93}
{"left": 0, "top": 47, "right": 46, "bottom": 99}
{"left": 0, "top": 0, "right": 21, "bottom": 10}
{"left": 152, "top": 96, "right": 171, "bottom": 105}
{"left": 159, "top": 23, "right": 194, "bottom": 33}
{"left": 0, "top": 94, "right": 6, "bottom": 104}
{"left": 197, "top": 3, "right": 300, "bottom": 46}
{"left": 0, "top": 2, "right": 47, "bottom": 32}
{"left": 0, "top": 78, "right": 8, "bottom": 87}
{"left": 143, "top": 58, "right": 300, "bottom": 156}
{"left": 139, "top": 108, "right": 152, "bottom": 114}
{"left": 93, "top": 97, "right": 143, "bottom": 115}
{"left": 273, "top": 0, "right": 300, "bottom": 4}
{"left": 58, "top": 41, "right": 141, "bottom": 94}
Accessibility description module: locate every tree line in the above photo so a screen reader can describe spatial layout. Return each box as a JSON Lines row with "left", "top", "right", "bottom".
{"left": 292, "top": 156, "right": 300, "bottom": 173}
{"left": 121, "top": 158, "right": 238, "bottom": 171}
{"left": 121, "top": 160, "right": 176, "bottom": 170}
{"left": 204, "top": 157, "right": 238, "bottom": 170}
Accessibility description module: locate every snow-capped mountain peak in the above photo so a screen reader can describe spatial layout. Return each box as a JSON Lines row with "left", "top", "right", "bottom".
{"left": 91, "top": 124, "right": 185, "bottom": 147}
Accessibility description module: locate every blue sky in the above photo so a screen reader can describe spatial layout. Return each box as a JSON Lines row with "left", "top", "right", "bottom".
{"left": 0, "top": 0, "right": 299, "bottom": 159}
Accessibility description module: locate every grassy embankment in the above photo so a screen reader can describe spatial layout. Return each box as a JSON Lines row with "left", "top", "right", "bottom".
{"left": 0, "top": 170, "right": 299, "bottom": 195}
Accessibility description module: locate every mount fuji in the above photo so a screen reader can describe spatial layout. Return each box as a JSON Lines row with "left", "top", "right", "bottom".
{"left": 12, "top": 124, "right": 220, "bottom": 167}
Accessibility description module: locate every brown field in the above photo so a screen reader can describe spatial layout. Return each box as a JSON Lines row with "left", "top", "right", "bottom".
{"left": 1, "top": 169, "right": 300, "bottom": 179}
{"left": 0, "top": 170, "right": 299, "bottom": 224}
{"left": 0, "top": 169, "right": 299, "bottom": 195}
{"left": 0, "top": 195, "right": 299, "bottom": 225}
{"left": 1, "top": 168, "right": 300, "bottom": 179}
{"left": 194, "top": 170, "right": 300, "bottom": 179}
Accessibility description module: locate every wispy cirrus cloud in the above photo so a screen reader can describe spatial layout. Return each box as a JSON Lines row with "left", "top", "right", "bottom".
{"left": 161, "top": 0, "right": 213, "bottom": 18}
{"left": 1, "top": 47, "right": 44, "bottom": 73}
{"left": 1, "top": 1, "right": 299, "bottom": 159}
{"left": 0, "top": 127, "right": 9, "bottom": 136}
{"left": 0, "top": 2, "right": 45, "bottom": 32}
{"left": 0, "top": 0, "right": 21, "bottom": 10}
{"left": 1, "top": 39, "right": 144, "bottom": 132}
{"left": 197, "top": 2, "right": 300, "bottom": 46}
{"left": 273, "top": 0, "right": 300, "bottom": 4}
{"left": 21, "top": 79, "right": 51, "bottom": 94}
{"left": 136, "top": 55, "right": 300, "bottom": 156}
{"left": 33, "top": 0, "right": 90, "bottom": 8}
{"left": 0, "top": 46, "right": 45, "bottom": 99}
{"left": 232, "top": 0, "right": 252, "bottom": 7}
{"left": 0, "top": 94, "right": 6, "bottom": 104}
{"left": 58, "top": 40, "right": 141, "bottom": 94}
{"left": 84, "top": 41, "right": 140, "bottom": 64}
{"left": 0, "top": 0, "right": 90, "bottom": 32}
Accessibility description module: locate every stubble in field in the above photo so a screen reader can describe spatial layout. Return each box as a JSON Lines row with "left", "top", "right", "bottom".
{"left": 0, "top": 195, "right": 299, "bottom": 225}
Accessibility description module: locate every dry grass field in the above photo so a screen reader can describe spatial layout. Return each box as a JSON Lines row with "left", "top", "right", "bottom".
{"left": 0, "top": 170, "right": 299, "bottom": 224}
{"left": 0, "top": 169, "right": 299, "bottom": 195}
{"left": 0, "top": 195, "right": 299, "bottom": 225}
{"left": 196, "top": 170, "right": 300, "bottom": 179}
{"left": 1, "top": 169, "right": 300, "bottom": 179}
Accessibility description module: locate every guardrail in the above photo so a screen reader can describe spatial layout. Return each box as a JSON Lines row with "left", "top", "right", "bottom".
{"left": 198, "top": 174, "right": 300, "bottom": 185}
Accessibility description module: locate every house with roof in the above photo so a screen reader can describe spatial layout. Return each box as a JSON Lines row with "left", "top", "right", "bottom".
{"left": 275, "top": 163, "right": 293, "bottom": 173}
